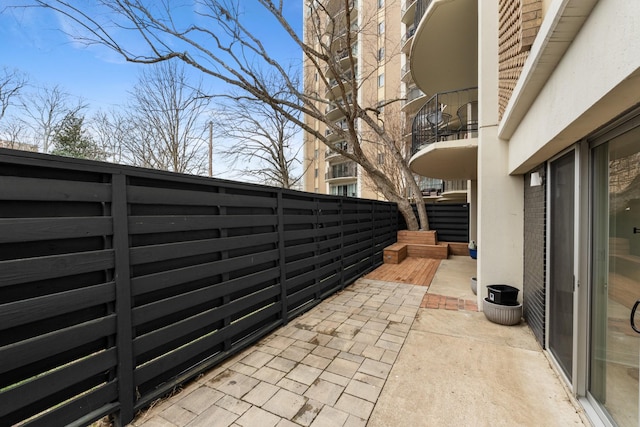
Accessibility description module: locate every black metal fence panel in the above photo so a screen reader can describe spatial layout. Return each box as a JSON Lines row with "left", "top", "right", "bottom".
{"left": 0, "top": 148, "right": 397, "bottom": 427}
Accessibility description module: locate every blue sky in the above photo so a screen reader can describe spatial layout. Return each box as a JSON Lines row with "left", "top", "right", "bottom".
{"left": 0, "top": 2, "right": 304, "bottom": 113}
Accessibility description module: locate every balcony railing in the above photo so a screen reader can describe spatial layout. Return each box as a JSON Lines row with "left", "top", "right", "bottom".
{"left": 411, "top": 87, "right": 478, "bottom": 156}
{"left": 326, "top": 161, "right": 357, "bottom": 180}
{"left": 401, "top": 25, "right": 416, "bottom": 46}
{"left": 403, "top": 86, "right": 424, "bottom": 106}
{"left": 326, "top": 142, "right": 352, "bottom": 159}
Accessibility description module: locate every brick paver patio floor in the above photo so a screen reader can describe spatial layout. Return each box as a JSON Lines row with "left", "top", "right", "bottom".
{"left": 131, "top": 279, "right": 427, "bottom": 427}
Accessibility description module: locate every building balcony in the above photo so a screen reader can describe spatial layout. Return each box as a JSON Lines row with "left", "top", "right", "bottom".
{"left": 401, "top": 25, "right": 416, "bottom": 54}
{"left": 409, "top": 87, "right": 478, "bottom": 180}
{"left": 326, "top": 161, "right": 357, "bottom": 183}
{"left": 325, "top": 141, "right": 352, "bottom": 160}
{"left": 401, "top": 0, "right": 417, "bottom": 25}
{"left": 410, "top": 0, "right": 477, "bottom": 96}
{"left": 402, "top": 86, "right": 427, "bottom": 113}
{"left": 401, "top": 63, "right": 412, "bottom": 82}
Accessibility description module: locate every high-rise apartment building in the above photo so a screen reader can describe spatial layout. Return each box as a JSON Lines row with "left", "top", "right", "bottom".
{"left": 302, "top": 0, "right": 411, "bottom": 200}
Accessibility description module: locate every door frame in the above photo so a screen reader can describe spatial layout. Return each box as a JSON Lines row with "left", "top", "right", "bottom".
{"left": 545, "top": 145, "right": 582, "bottom": 388}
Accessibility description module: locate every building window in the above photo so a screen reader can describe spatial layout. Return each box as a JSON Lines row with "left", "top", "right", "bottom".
{"left": 378, "top": 73, "right": 385, "bottom": 87}
{"left": 378, "top": 0, "right": 384, "bottom": 8}
{"left": 378, "top": 21, "right": 385, "bottom": 35}
{"left": 314, "top": 168, "right": 318, "bottom": 178}
{"left": 314, "top": 149, "right": 318, "bottom": 159}
{"left": 377, "top": 47, "right": 385, "bottom": 61}
{"left": 377, "top": 153, "right": 385, "bottom": 165}
{"left": 330, "top": 183, "right": 357, "bottom": 197}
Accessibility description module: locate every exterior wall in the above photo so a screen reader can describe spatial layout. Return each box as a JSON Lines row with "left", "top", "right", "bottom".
{"left": 477, "top": 0, "right": 524, "bottom": 305}
{"left": 506, "top": 0, "right": 640, "bottom": 174}
{"left": 523, "top": 164, "right": 546, "bottom": 347}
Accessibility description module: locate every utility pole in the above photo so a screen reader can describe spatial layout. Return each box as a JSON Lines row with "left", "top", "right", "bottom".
{"left": 208, "top": 120, "right": 213, "bottom": 177}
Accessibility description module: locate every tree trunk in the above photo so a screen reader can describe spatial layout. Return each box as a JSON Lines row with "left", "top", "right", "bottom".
{"left": 406, "top": 172, "right": 430, "bottom": 230}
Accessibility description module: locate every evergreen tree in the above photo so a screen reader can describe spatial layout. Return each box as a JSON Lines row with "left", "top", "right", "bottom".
{"left": 51, "top": 112, "right": 103, "bottom": 160}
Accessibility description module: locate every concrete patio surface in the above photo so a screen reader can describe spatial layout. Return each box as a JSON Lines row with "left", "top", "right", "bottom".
{"left": 130, "top": 256, "right": 588, "bottom": 427}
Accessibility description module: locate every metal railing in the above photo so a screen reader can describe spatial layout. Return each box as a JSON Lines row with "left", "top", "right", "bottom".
{"left": 415, "top": 0, "right": 434, "bottom": 29}
{"left": 326, "top": 161, "right": 357, "bottom": 179}
{"left": 411, "top": 87, "right": 478, "bottom": 156}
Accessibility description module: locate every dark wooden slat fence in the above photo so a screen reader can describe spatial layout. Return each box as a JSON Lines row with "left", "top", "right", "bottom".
{"left": 0, "top": 149, "right": 398, "bottom": 427}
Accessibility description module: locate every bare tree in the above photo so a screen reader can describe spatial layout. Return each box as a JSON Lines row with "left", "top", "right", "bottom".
{"left": 0, "top": 117, "right": 29, "bottom": 148}
{"left": 126, "top": 61, "right": 211, "bottom": 174}
{"left": 24, "top": 0, "right": 429, "bottom": 230}
{"left": 90, "top": 109, "right": 131, "bottom": 164}
{"left": 213, "top": 76, "right": 304, "bottom": 188}
{"left": 21, "top": 84, "right": 86, "bottom": 153}
{"left": 0, "top": 67, "right": 27, "bottom": 123}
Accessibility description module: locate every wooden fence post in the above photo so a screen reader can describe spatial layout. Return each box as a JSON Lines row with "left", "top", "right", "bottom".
{"left": 112, "top": 173, "right": 134, "bottom": 426}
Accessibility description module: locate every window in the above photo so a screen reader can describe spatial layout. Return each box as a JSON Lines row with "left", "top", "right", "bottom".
{"left": 314, "top": 168, "right": 318, "bottom": 178}
{"left": 378, "top": 73, "right": 385, "bottom": 87}
{"left": 377, "top": 47, "right": 385, "bottom": 61}
{"left": 378, "top": 0, "right": 384, "bottom": 8}
{"left": 377, "top": 153, "right": 385, "bottom": 165}
{"left": 314, "top": 149, "right": 318, "bottom": 159}
{"left": 378, "top": 21, "right": 385, "bottom": 35}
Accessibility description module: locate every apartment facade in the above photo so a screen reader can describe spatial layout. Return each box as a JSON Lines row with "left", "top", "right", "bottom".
{"left": 303, "top": 0, "right": 433, "bottom": 200}
{"left": 409, "top": 0, "right": 640, "bottom": 425}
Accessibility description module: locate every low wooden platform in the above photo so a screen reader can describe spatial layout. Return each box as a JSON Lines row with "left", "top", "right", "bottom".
{"left": 365, "top": 257, "right": 440, "bottom": 287}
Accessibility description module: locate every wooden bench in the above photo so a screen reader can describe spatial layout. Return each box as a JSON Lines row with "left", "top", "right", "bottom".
{"left": 384, "top": 243, "right": 407, "bottom": 264}
{"left": 406, "top": 243, "right": 449, "bottom": 259}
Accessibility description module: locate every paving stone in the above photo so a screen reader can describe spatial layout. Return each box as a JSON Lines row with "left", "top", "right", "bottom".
{"left": 357, "top": 359, "right": 391, "bottom": 379}
{"left": 334, "top": 324, "right": 360, "bottom": 339}
{"left": 255, "top": 344, "right": 281, "bottom": 356}
{"left": 351, "top": 331, "right": 379, "bottom": 345}
{"left": 135, "top": 416, "right": 178, "bottom": 427}
{"left": 252, "top": 366, "right": 287, "bottom": 384}
{"left": 275, "top": 377, "right": 307, "bottom": 395}
{"left": 361, "top": 345, "right": 385, "bottom": 361}
{"left": 301, "top": 353, "right": 332, "bottom": 370}
{"left": 209, "top": 371, "right": 260, "bottom": 399}
{"left": 176, "top": 385, "right": 224, "bottom": 414}
{"left": 344, "top": 378, "right": 381, "bottom": 403}
{"left": 292, "top": 398, "right": 323, "bottom": 426}
{"left": 186, "top": 404, "right": 239, "bottom": 427}
{"left": 312, "top": 345, "right": 340, "bottom": 360}
{"left": 215, "top": 395, "right": 251, "bottom": 416}
{"left": 344, "top": 414, "right": 367, "bottom": 427}
{"left": 303, "top": 378, "right": 345, "bottom": 406}
{"left": 266, "top": 356, "right": 297, "bottom": 373}
{"left": 235, "top": 406, "right": 281, "bottom": 427}
{"left": 159, "top": 404, "right": 196, "bottom": 426}
{"left": 286, "top": 364, "right": 323, "bottom": 385}
{"left": 293, "top": 340, "right": 317, "bottom": 351}
{"left": 309, "top": 405, "right": 350, "bottom": 427}
{"left": 280, "top": 345, "right": 311, "bottom": 362}
{"left": 229, "top": 362, "right": 258, "bottom": 376}
{"left": 374, "top": 338, "right": 402, "bottom": 352}
{"left": 334, "top": 393, "right": 374, "bottom": 420}
{"left": 348, "top": 342, "right": 367, "bottom": 356}
{"left": 276, "top": 419, "right": 301, "bottom": 427}
{"left": 315, "top": 320, "right": 341, "bottom": 335}
{"left": 242, "top": 381, "right": 280, "bottom": 406}
{"left": 379, "top": 332, "right": 405, "bottom": 344}
{"left": 337, "top": 351, "right": 365, "bottom": 364}
{"left": 288, "top": 328, "right": 319, "bottom": 342}
{"left": 263, "top": 336, "right": 296, "bottom": 351}
{"left": 326, "top": 336, "right": 354, "bottom": 352}
{"left": 263, "top": 388, "right": 308, "bottom": 419}
{"left": 313, "top": 333, "right": 333, "bottom": 346}
{"left": 325, "top": 357, "right": 361, "bottom": 378}
{"left": 352, "top": 372, "right": 386, "bottom": 388}
{"left": 344, "top": 318, "right": 366, "bottom": 328}
{"left": 318, "top": 370, "right": 351, "bottom": 387}
{"left": 386, "top": 313, "right": 405, "bottom": 323}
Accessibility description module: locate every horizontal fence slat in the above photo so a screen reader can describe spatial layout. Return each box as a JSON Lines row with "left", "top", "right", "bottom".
{"left": 133, "top": 267, "right": 280, "bottom": 326}
{"left": 0, "top": 315, "right": 117, "bottom": 375}
{"left": 127, "top": 185, "right": 278, "bottom": 208}
{"left": 0, "top": 217, "right": 113, "bottom": 244}
{"left": 0, "top": 176, "right": 111, "bottom": 202}
{"left": 129, "top": 232, "right": 278, "bottom": 265}
{"left": 128, "top": 215, "right": 277, "bottom": 234}
{"left": 21, "top": 383, "right": 119, "bottom": 427}
{"left": 134, "top": 304, "right": 281, "bottom": 386}
{"left": 134, "top": 285, "right": 281, "bottom": 357}
{"left": 0, "top": 250, "right": 115, "bottom": 287}
{"left": 131, "top": 249, "right": 279, "bottom": 296}
{"left": 0, "top": 348, "right": 117, "bottom": 418}
{"left": 0, "top": 282, "right": 116, "bottom": 330}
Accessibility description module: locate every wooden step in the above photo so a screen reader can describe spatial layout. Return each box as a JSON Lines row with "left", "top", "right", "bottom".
{"left": 397, "top": 230, "right": 438, "bottom": 245}
{"left": 384, "top": 243, "right": 407, "bottom": 264}
{"left": 406, "top": 243, "right": 449, "bottom": 260}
